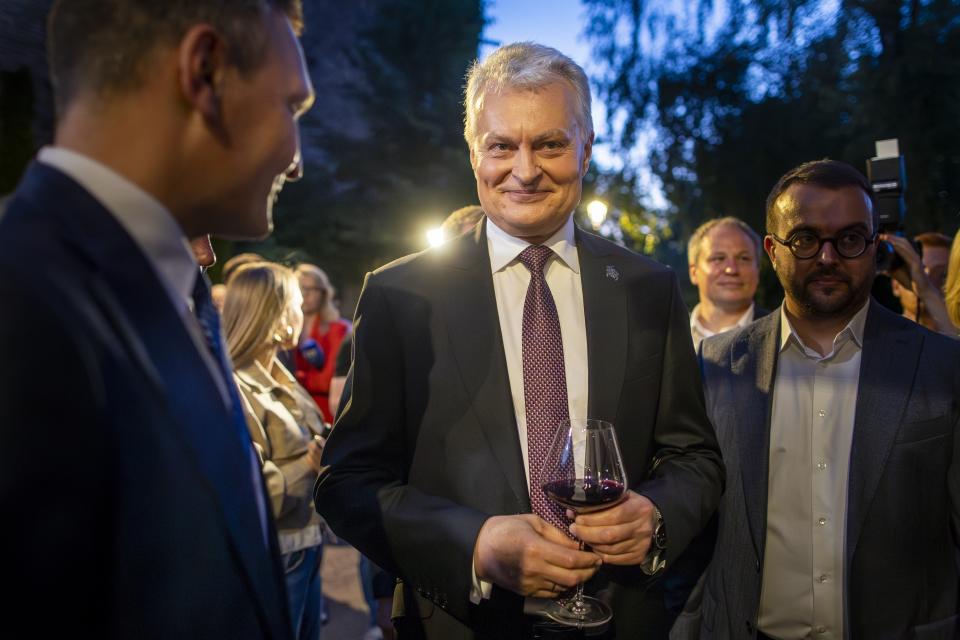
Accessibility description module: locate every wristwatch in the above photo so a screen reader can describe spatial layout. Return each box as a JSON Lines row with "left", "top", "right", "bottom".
{"left": 652, "top": 507, "right": 667, "bottom": 551}
{"left": 640, "top": 506, "right": 668, "bottom": 575}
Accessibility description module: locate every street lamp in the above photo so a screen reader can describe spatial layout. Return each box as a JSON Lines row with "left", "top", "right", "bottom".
{"left": 586, "top": 199, "right": 608, "bottom": 230}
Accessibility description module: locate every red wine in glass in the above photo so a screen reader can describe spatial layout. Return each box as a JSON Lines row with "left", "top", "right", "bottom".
{"left": 538, "top": 418, "right": 627, "bottom": 628}
{"left": 542, "top": 477, "right": 625, "bottom": 514}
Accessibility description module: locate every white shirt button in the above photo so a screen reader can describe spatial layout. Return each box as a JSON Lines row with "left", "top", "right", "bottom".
{"left": 818, "top": 517, "right": 827, "bottom": 526}
{"left": 816, "top": 625, "right": 828, "bottom": 633}
{"left": 817, "top": 574, "right": 829, "bottom": 583}
{"left": 817, "top": 461, "right": 827, "bottom": 470}
{"left": 818, "top": 409, "right": 827, "bottom": 417}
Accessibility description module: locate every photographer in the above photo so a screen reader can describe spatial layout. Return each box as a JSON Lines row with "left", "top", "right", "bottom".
{"left": 882, "top": 233, "right": 958, "bottom": 336}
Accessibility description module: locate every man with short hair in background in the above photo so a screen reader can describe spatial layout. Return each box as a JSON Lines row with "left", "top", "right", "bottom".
{"left": 0, "top": 0, "right": 314, "bottom": 637}
{"left": 890, "top": 231, "right": 952, "bottom": 330}
{"left": 687, "top": 217, "right": 767, "bottom": 349}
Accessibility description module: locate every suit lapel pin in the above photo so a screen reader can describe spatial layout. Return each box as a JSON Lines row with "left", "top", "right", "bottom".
{"left": 605, "top": 265, "right": 620, "bottom": 281}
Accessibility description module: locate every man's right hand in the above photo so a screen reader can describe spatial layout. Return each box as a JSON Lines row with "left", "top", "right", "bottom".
{"left": 473, "top": 514, "right": 602, "bottom": 598}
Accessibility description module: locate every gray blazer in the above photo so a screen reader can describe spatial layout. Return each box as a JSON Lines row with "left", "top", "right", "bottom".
{"left": 678, "top": 300, "right": 960, "bottom": 640}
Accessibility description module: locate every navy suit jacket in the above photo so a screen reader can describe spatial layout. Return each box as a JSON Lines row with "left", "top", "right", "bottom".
{"left": 0, "top": 163, "right": 292, "bottom": 639}
{"left": 695, "top": 301, "right": 960, "bottom": 639}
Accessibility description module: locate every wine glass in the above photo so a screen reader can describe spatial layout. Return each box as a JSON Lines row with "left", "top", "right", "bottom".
{"left": 539, "top": 418, "right": 627, "bottom": 628}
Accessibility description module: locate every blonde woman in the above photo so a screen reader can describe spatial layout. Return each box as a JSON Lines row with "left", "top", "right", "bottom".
{"left": 946, "top": 229, "right": 960, "bottom": 332}
{"left": 222, "top": 262, "right": 327, "bottom": 640}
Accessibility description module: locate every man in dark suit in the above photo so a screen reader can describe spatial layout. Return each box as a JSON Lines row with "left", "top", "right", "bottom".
{"left": 686, "top": 216, "right": 770, "bottom": 350}
{"left": 0, "top": 1, "right": 313, "bottom": 637}
{"left": 314, "top": 42, "right": 723, "bottom": 639}
{"left": 693, "top": 160, "right": 960, "bottom": 639}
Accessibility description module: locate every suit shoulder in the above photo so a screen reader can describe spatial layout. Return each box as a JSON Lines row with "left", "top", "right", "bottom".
{"left": 871, "top": 302, "right": 960, "bottom": 358}
{"left": 701, "top": 312, "right": 778, "bottom": 365}
{"left": 369, "top": 248, "right": 431, "bottom": 280}
{"left": 700, "top": 330, "right": 739, "bottom": 365}
{"left": 579, "top": 227, "right": 672, "bottom": 272}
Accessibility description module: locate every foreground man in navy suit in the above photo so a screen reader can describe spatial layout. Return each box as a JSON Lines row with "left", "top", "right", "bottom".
{"left": 315, "top": 43, "right": 723, "bottom": 639}
{"left": 686, "top": 160, "right": 960, "bottom": 640}
{"left": 0, "top": 1, "right": 313, "bottom": 637}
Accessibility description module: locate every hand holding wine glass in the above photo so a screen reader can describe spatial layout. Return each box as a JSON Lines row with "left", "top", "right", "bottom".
{"left": 538, "top": 418, "right": 627, "bottom": 628}
{"left": 471, "top": 514, "right": 602, "bottom": 598}
{"left": 568, "top": 490, "right": 660, "bottom": 566}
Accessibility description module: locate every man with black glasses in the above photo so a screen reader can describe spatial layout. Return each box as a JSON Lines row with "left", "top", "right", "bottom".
{"left": 687, "top": 159, "right": 960, "bottom": 639}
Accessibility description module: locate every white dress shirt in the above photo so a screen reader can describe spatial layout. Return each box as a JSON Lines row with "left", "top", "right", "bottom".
{"left": 471, "top": 216, "right": 588, "bottom": 602}
{"left": 37, "top": 146, "right": 271, "bottom": 547}
{"left": 689, "top": 302, "right": 756, "bottom": 350}
{"left": 757, "top": 302, "right": 869, "bottom": 640}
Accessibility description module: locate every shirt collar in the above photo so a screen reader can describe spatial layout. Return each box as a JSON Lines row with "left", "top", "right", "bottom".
{"left": 690, "top": 302, "right": 755, "bottom": 338}
{"left": 486, "top": 215, "right": 580, "bottom": 274}
{"left": 779, "top": 299, "right": 869, "bottom": 359}
{"left": 37, "top": 146, "right": 197, "bottom": 315}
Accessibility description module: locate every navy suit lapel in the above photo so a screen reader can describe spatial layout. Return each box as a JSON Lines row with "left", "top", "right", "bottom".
{"left": 440, "top": 224, "right": 530, "bottom": 512}
{"left": 845, "top": 302, "right": 921, "bottom": 562}
{"left": 575, "top": 229, "right": 628, "bottom": 423}
{"left": 732, "top": 311, "right": 780, "bottom": 560}
{"left": 19, "top": 164, "right": 289, "bottom": 638}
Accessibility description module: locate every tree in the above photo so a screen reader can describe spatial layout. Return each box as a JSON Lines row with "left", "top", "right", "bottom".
{"left": 260, "top": 0, "right": 487, "bottom": 299}
{"left": 584, "top": 0, "right": 960, "bottom": 305}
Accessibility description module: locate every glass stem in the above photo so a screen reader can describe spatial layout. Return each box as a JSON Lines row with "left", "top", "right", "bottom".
{"left": 575, "top": 540, "right": 586, "bottom": 603}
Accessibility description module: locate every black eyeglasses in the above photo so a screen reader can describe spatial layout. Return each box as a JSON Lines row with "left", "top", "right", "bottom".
{"left": 770, "top": 229, "right": 876, "bottom": 259}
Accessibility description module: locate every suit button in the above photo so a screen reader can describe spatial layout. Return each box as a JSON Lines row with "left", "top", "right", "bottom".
{"left": 745, "top": 620, "right": 754, "bottom": 633}
{"left": 755, "top": 559, "right": 760, "bottom": 572}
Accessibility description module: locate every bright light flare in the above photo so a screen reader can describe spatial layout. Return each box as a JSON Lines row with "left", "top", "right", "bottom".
{"left": 426, "top": 228, "right": 446, "bottom": 248}
{"left": 586, "top": 200, "right": 608, "bottom": 229}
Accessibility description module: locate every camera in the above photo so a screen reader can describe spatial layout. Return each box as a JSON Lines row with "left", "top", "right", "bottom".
{"left": 865, "top": 138, "right": 906, "bottom": 272}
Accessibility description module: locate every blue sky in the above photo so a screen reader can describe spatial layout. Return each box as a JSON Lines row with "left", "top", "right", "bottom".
{"left": 480, "top": 0, "right": 592, "bottom": 63}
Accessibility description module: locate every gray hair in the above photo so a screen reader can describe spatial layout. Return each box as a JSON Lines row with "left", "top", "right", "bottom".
{"left": 463, "top": 42, "right": 593, "bottom": 147}
{"left": 687, "top": 217, "right": 762, "bottom": 267}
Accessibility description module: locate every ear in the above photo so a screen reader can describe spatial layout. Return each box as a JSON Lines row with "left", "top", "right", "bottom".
{"left": 581, "top": 130, "right": 594, "bottom": 175}
{"left": 177, "top": 24, "right": 229, "bottom": 125}
{"left": 688, "top": 262, "right": 699, "bottom": 286}
{"left": 763, "top": 235, "right": 777, "bottom": 270}
{"left": 469, "top": 144, "right": 479, "bottom": 173}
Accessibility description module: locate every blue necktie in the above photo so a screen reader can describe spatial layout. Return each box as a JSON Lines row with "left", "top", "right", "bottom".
{"left": 192, "top": 271, "right": 270, "bottom": 542}
{"left": 192, "top": 271, "right": 251, "bottom": 440}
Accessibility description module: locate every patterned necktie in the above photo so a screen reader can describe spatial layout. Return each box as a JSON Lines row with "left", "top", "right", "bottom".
{"left": 518, "top": 245, "right": 571, "bottom": 533}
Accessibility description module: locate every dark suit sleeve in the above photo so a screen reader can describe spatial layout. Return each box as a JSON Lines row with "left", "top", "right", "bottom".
{"left": 637, "top": 273, "right": 724, "bottom": 567}
{"left": 315, "top": 274, "right": 489, "bottom": 625}
{"left": 0, "top": 275, "right": 113, "bottom": 634}
{"left": 950, "top": 363, "right": 960, "bottom": 568}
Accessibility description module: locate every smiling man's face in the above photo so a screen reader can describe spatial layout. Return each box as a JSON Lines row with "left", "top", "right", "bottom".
{"left": 470, "top": 82, "right": 592, "bottom": 243}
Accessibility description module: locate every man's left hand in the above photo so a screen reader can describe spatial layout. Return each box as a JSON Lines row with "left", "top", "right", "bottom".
{"left": 568, "top": 491, "right": 657, "bottom": 566}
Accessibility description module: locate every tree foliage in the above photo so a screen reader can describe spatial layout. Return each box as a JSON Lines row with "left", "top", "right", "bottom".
{"left": 584, "top": 0, "right": 960, "bottom": 304}
{"left": 262, "top": 0, "right": 486, "bottom": 293}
